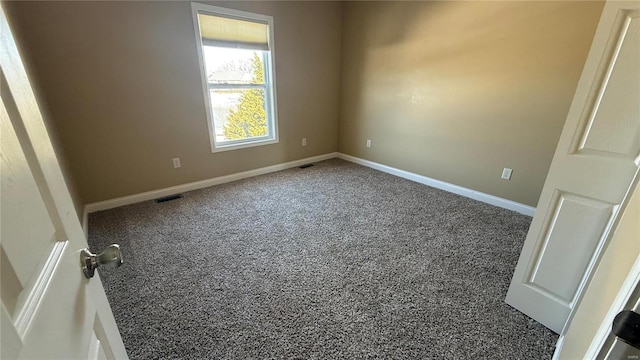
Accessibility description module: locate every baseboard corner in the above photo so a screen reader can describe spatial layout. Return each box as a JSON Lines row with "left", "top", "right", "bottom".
{"left": 337, "top": 152, "right": 536, "bottom": 216}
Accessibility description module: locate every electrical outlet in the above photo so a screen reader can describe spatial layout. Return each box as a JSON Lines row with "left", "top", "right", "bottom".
{"left": 366, "top": 139, "right": 372, "bottom": 148}
{"left": 173, "top": 158, "right": 181, "bottom": 169}
{"left": 302, "top": 138, "right": 307, "bottom": 146}
{"left": 501, "top": 167, "right": 512, "bottom": 180}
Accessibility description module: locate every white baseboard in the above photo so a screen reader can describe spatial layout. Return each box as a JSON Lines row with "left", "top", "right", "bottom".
{"left": 83, "top": 152, "right": 338, "bottom": 218}
{"left": 82, "top": 151, "right": 535, "bottom": 234}
{"left": 337, "top": 153, "right": 536, "bottom": 216}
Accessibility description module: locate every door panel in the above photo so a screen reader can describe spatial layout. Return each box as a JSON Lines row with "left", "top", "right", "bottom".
{"left": 1, "top": 5, "right": 127, "bottom": 359}
{"left": 577, "top": 13, "right": 639, "bottom": 159}
{"left": 1, "top": 108, "right": 57, "bottom": 290}
{"left": 506, "top": 2, "right": 640, "bottom": 333}
{"left": 529, "top": 191, "right": 615, "bottom": 304}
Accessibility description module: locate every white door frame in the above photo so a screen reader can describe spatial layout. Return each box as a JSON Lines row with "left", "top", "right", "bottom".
{"left": 585, "top": 256, "right": 640, "bottom": 358}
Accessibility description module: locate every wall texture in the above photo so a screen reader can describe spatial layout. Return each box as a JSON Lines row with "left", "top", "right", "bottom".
{"left": 339, "top": 1, "right": 604, "bottom": 207}
{"left": 4, "top": 1, "right": 342, "bottom": 204}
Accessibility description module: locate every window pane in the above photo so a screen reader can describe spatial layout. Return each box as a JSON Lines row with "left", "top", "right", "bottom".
{"left": 203, "top": 47, "right": 265, "bottom": 85}
{"left": 192, "top": 4, "right": 278, "bottom": 152}
{"left": 210, "top": 88, "right": 268, "bottom": 143}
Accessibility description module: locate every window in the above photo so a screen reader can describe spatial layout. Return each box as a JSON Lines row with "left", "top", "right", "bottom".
{"left": 191, "top": 3, "right": 278, "bottom": 152}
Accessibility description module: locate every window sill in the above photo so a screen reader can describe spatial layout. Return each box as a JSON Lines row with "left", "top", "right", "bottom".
{"left": 211, "top": 137, "right": 279, "bottom": 153}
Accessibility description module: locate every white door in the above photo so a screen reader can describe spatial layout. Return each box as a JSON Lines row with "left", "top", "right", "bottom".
{"left": 0, "top": 6, "right": 128, "bottom": 360}
{"left": 552, "top": 177, "right": 639, "bottom": 359}
{"left": 506, "top": 0, "right": 640, "bottom": 333}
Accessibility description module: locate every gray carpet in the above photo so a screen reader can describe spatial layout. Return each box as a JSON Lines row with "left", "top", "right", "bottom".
{"left": 88, "top": 158, "right": 557, "bottom": 359}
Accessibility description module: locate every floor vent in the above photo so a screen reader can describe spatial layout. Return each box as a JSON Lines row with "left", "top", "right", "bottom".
{"left": 299, "top": 163, "right": 314, "bottom": 169}
{"left": 155, "top": 194, "right": 183, "bottom": 203}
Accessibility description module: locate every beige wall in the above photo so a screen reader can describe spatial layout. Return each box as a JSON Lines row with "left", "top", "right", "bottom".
{"left": 6, "top": 1, "right": 605, "bottom": 210}
{"left": 339, "top": 1, "right": 604, "bottom": 207}
{"left": 4, "top": 1, "right": 342, "bottom": 204}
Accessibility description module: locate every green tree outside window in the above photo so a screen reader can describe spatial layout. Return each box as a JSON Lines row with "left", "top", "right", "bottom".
{"left": 223, "top": 54, "right": 267, "bottom": 140}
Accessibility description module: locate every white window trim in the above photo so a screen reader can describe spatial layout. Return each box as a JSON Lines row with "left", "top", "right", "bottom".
{"left": 191, "top": 3, "right": 279, "bottom": 153}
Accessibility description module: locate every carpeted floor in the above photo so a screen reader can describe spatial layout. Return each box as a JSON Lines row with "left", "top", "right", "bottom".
{"left": 89, "top": 159, "right": 557, "bottom": 359}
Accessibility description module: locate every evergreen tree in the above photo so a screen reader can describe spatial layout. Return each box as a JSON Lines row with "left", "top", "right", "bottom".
{"left": 223, "top": 54, "right": 267, "bottom": 140}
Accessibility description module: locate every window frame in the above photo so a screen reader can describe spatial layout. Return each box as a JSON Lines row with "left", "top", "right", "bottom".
{"left": 191, "top": 3, "right": 279, "bottom": 153}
